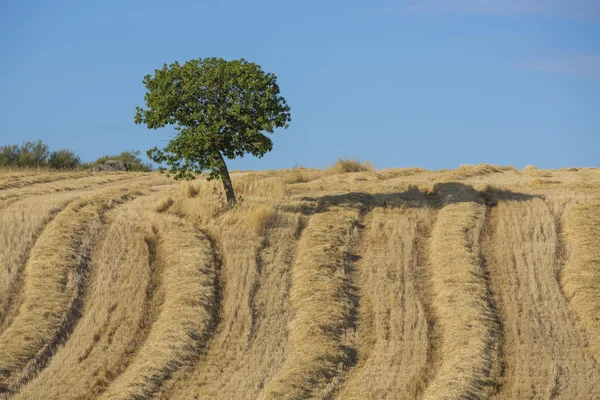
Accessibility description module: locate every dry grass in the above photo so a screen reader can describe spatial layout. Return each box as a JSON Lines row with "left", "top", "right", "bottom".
{"left": 0, "top": 172, "right": 153, "bottom": 204}
{"left": 485, "top": 198, "right": 600, "bottom": 399}
{"left": 0, "top": 196, "right": 72, "bottom": 333}
{"left": 262, "top": 207, "right": 359, "bottom": 399}
{"left": 12, "top": 193, "right": 162, "bottom": 399}
{"left": 528, "top": 178, "right": 561, "bottom": 186}
{"left": 437, "top": 163, "right": 501, "bottom": 182}
{"left": 248, "top": 205, "right": 281, "bottom": 235}
{"left": 325, "top": 158, "right": 374, "bottom": 175}
{"left": 162, "top": 197, "right": 301, "bottom": 399}
{"left": 0, "top": 170, "right": 89, "bottom": 190}
{"left": 155, "top": 197, "right": 175, "bottom": 213}
{"left": 2, "top": 166, "right": 600, "bottom": 399}
{"left": 422, "top": 195, "right": 500, "bottom": 400}
{"left": 99, "top": 214, "right": 216, "bottom": 400}
{"left": 378, "top": 167, "right": 429, "bottom": 180}
{"left": 161, "top": 189, "right": 279, "bottom": 400}
{"left": 282, "top": 167, "right": 322, "bottom": 184}
{"left": 234, "top": 176, "right": 287, "bottom": 199}
{"left": 337, "top": 207, "right": 435, "bottom": 399}
{"left": 0, "top": 189, "right": 137, "bottom": 391}
{"left": 12, "top": 203, "right": 155, "bottom": 399}
{"left": 562, "top": 199, "right": 600, "bottom": 361}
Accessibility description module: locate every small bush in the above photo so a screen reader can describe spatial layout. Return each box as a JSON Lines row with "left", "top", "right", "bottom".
{"left": 0, "top": 140, "right": 85, "bottom": 170}
{"left": 91, "top": 150, "right": 152, "bottom": 172}
{"left": 49, "top": 149, "right": 81, "bottom": 170}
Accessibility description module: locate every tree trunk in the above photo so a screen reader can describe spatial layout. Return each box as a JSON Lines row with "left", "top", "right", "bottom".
{"left": 216, "top": 152, "right": 236, "bottom": 207}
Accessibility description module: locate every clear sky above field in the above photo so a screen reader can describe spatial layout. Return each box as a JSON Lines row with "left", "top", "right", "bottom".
{"left": 1, "top": 0, "right": 598, "bottom": 170}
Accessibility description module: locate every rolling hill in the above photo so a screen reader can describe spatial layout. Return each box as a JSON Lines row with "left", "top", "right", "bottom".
{"left": 0, "top": 164, "right": 599, "bottom": 399}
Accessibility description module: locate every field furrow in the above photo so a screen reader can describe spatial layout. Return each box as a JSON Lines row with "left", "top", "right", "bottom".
{"left": 12, "top": 205, "right": 155, "bottom": 400}
{"left": 161, "top": 218, "right": 263, "bottom": 398}
{"left": 2, "top": 167, "right": 599, "bottom": 399}
{"left": 337, "top": 207, "right": 436, "bottom": 400}
{"left": 163, "top": 206, "right": 298, "bottom": 399}
{"left": 422, "top": 190, "right": 501, "bottom": 400}
{"left": 0, "top": 187, "right": 146, "bottom": 394}
{"left": 485, "top": 198, "right": 600, "bottom": 399}
{"left": 562, "top": 198, "right": 600, "bottom": 362}
{"left": 262, "top": 206, "right": 360, "bottom": 400}
{"left": 0, "top": 195, "right": 73, "bottom": 333}
{"left": 98, "top": 213, "right": 216, "bottom": 399}
{"left": 164, "top": 208, "right": 299, "bottom": 399}
{"left": 0, "top": 171, "right": 90, "bottom": 191}
{"left": 0, "top": 173, "right": 157, "bottom": 206}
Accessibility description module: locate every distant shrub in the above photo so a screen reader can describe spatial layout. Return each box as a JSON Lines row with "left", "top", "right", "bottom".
{"left": 0, "top": 140, "right": 50, "bottom": 168}
{"left": 326, "top": 158, "right": 374, "bottom": 174}
{"left": 17, "top": 140, "right": 50, "bottom": 167}
{"left": 0, "top": 140, "right": 153, "bottom": 173}
{"left": 48, "top": 149, "right": 81, "bottom": 170}
{"left": 91, "top": 150, "right": 152, "bottom": 172}
{"left": 0, "top": 144, "right": 19, "bottom": 167}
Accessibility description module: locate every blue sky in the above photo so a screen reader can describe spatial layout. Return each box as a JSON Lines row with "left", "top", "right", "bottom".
{"left": 1, "top": 0, "right": 598, "bottom": 170}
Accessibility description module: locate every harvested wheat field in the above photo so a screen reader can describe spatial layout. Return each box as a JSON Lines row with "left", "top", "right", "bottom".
{"left": 1, "top": 164, "right": 599, "bottom": 400}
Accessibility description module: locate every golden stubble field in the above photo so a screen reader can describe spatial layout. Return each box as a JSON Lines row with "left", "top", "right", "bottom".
{"left": 0, "top": 163, "right": 599, "bottom": 400}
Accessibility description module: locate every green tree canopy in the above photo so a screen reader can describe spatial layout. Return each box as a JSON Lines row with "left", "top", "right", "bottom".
{"left": 134, "top": 57, "right": 291, "bottom": 205}
{"left": 0, "top": 140, "right": 49, "bottom": 168}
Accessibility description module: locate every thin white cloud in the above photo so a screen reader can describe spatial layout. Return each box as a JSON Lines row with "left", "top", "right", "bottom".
{"left": 521, "top": 55, "right": 600, "bottom": 79}
{"left": 393, "top": 0, "right": 600, "bottom": 19}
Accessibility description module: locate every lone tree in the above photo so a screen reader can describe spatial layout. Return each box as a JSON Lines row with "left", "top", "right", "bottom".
{"left": 135, "top": 57, "right": 291, "bottom": 206}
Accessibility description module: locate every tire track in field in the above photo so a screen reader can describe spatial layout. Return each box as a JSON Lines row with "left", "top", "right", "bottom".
{"left": 485, "top": 198, "right": 600, "bottom": 399}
